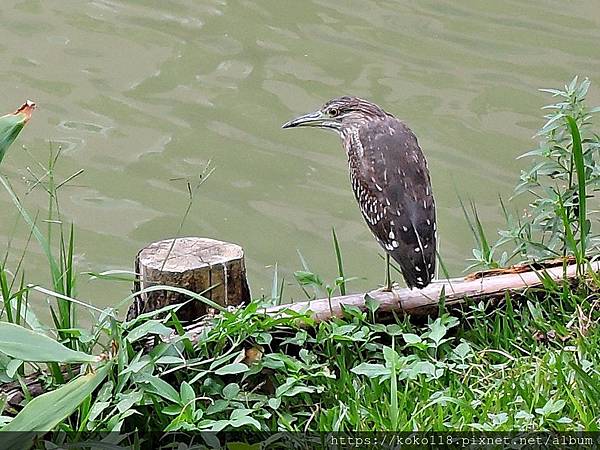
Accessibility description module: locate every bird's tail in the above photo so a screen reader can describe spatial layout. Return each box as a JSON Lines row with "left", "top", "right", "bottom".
{"left": 391, "top": 223, "right": 435, "bottom": 289}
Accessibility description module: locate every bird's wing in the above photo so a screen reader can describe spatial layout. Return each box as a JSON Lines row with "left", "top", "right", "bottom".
{"left": 352, "top": 119, "right": 436, "bottom": 288}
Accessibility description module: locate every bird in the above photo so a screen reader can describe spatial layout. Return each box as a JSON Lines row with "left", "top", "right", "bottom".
{"left": 282, "top": 96, "right": 436, "bottom": 289}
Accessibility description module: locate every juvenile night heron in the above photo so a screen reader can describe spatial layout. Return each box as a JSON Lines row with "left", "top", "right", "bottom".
{"left": 282, "top": 97, "right": 436, "bottom": 289}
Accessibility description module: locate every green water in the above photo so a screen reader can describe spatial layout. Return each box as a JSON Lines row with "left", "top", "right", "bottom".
{"left": 1, "top": 0, "right": 599, "bottom": 311}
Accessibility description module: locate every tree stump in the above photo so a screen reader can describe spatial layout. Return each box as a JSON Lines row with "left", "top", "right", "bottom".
{"left": 127, "top": 237, "right": 251, "bottom": 322}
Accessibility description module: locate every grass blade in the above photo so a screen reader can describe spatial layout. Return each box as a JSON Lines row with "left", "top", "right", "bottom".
{"left": 0, "top": 175, "right": 63, "bottom": 291}
{"left": 119, "top": 284, "right": 227, "bottom": 313}
{"left": 331, "top": 227, "right": 346, "bottom": 295}
{"left": 271, "top": 263, "right": 279, "bottom": 302}
{"left": 2, "top": 364, "right": 110, "bottom": 432}
{"left": 566, "top": 116, "right": 587, "bottom": 262}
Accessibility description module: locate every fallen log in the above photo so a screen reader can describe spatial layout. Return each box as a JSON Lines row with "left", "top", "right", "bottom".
{"left": 263, "top": 260, "right": 594, "bottom": 321}
{"left": 181, "top": 260, "right": 596, "bottom": 340}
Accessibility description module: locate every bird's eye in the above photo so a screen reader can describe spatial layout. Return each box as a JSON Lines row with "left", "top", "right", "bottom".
{"left": 328, "top": 108, "right": 339, "bottom": 117}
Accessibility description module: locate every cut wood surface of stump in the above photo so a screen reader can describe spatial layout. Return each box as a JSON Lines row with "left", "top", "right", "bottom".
{"left": 128, "top": 237, "right": 250, "bottom": 321}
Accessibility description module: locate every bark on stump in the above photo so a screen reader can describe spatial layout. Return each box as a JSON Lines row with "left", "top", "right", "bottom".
{"left": 128, "top": 237, "right": 250, "bottom": 322}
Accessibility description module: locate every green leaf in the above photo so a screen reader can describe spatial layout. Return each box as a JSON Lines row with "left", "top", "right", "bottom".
{"left": 488, "top": 412, "right": 509, "bottom": 426}
{"left": 515, "top": 410, "right": 534, "bottom": 420}
{"left": 402, "top": 333, "right": 422, "bottom": 345}
{"left": 267, "top": 397, "right": 281, "bottom": 410}
{"left": 0, "top": 322, "right": 97, "bottom": 363}
{"left": 208, "top": 419, "right": 230, "bottom": 432}
{"left": 365, "top": 294, "right": 380, "bottom": 314}
{"left": 383, "top": 345, "right": 401, "bottom": 369}
{"left": 223, "top": 383, "right": 240, "bottom": 400}
{"left": 331, "top": 227, "right": 346, "bottom": 296}
{"left": 406, "top": 361, "right": 437, "bottom": 378}
{"left": 535, "top": 399, "right": 566, "bottom": 416}
{"left": 255, "top": 332, "right": 272, "bottom": 345}
{"left": 88, "top": 401, "right": 111, "bottom": 422}
{"left": 206, "top": 399, "right": 230, "bottom": 416}
{"left": 202, "top": 433, "right": 221, "bottom": 448}
{"left": 3, "top": 364, "right": 110, "bottom": 432}
{"left": 155, "top": 356, "right": 185, "bottom": 365}
{"left": 126, "top": 320, "right": 172, "bottom": 343}
{"left": 138, "top": 374, "right": 180, "bottom": 403}
{"left": 0, "top": 101, "right": 35, "bottom": 166}
{"left": 566, "top": 116, "right": 588, "bottom": 262}
{"left": 215, "top": 363, "right": 249, "bottom": 376}
{"left": 427, "top": 319, "right": 447, "bottom": 346}
{"left": 6, "top": 359, "right": 22, "bottom": 378}
{"left": 121, "top": 285, "right": 227, "bottom": 315}
{"left": 115, "top": 390, "right": 143, "bottom": 414}
{"left": 570, "top": 361, "right": 600, "bottom": 397}
{"left": 230, "top": 408, "right": 252, "bottom": 420}
{"left": 453, "top": 342, "right": 472, "bottom": 360}
{"left": 350, "top": 363, "right": 389, "bottom": 378}
{"left": 163, "top": 405, "right": 183, "bottom": 416}
{"left": 180, "top": 382, "right": 195, "bottom": 407}
{"left": 382, "top": 325, "right": 401, "bottom": 336}
{"left": 229, "top": 415, "right": 261, "bottom": 430}
{"left": 278, "top": 385, "right": 315, "bottom": 397}
{"left": 293, "top": 271, "right": 323, "bottom": 287}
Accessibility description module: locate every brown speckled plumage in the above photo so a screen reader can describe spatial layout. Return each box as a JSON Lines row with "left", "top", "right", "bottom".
{"left": 283, "top": 96, "right": 436, "bottom": 289}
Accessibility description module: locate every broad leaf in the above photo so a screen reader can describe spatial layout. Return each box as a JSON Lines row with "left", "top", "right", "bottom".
{"left": 215, "top": 363, "right": 249, "bottom": 375}
{"left": 428, "top": 319, "right": 447, "bottom": 346}
{"left": 0, "top": 101, "right": 35, "bottom": 165}
{"left": 3, "top": 364, "right": 110, "bottom": 432}
{"left": 350, "top": 363, "right": 389, "bottom": 378}
{"left": 125, "top": 320, "right": 172, "bottom": 343}
{"left": 0, "top": 322, "right": 98, "bottom": 363}
{"left": 138, "top": 374, "right": 180, "bottom": 403}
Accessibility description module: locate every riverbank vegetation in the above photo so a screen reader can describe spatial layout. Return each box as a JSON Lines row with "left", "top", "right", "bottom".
{"left": 0, "top": 78, "right": 598, "bottom": 446}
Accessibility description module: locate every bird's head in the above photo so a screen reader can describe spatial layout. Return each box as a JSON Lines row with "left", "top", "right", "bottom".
{"left": 282, "top": 96, "right": 390, "bottom": 133}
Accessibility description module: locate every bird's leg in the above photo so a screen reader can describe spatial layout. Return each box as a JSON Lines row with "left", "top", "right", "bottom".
{"left": 384, "top": 253, "right": 393, "bottom": 292}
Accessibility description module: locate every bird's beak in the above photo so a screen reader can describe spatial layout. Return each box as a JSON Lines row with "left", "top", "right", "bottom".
{"left": 281, "top": 110, "right": 326, "bottom": 129}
